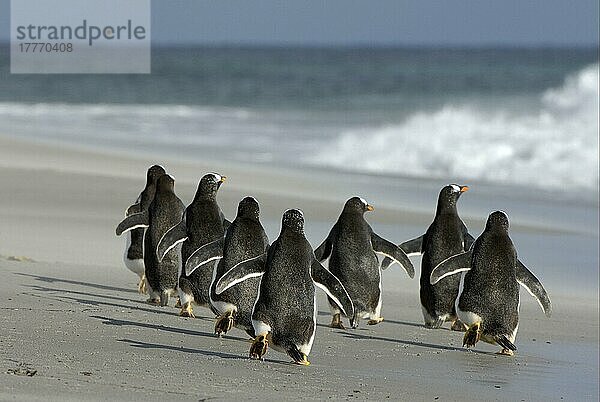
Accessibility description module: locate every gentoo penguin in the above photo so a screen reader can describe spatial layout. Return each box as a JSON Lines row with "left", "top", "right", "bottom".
{"left": 156, "top": 173, "right": 230, "bottom": 318}
{"left": 315, "top": 197, "right": 414, "bottom": 328}
{"left": 123, "top": 165, "right": 166, "bottom": 293}
{"left": 430, "top": 211, "right": 552, "bottom": 355}
{"left": 184, "top": 196, "right": 269, "bottom": 337}
{"left": 215, "top": 209, "right": 354, "bottom": 365}
{"left": 116, "top": 174, "right": 185, "bottom": 306}
{"left": 383, "top": 184, "right": 474, "bottom": 330}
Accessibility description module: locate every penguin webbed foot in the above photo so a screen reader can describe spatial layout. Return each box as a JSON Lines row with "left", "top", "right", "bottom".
{"left": 146, "top": 297, "right": 161, "bottom": 305}
{"left": 425, "top": 317, "right": 444, "bottom": 329}
{"left": 451, "top": 319, "right": 468, "bottom": 332}
{"left": 330, "top": 313, "right": 346, "bottom": 330}
{"left": 496, "top": 348, "right": 515, "bottom": 356}
{"left": 463, "top": 322, "right": 481, "bottom": 348}
{"left": 137, "top": 275, "right": 147, "bottom": 294}
{"left": 174, "top": 297, "right": 181, "bottom": 308}
{"left": 214, "top": 311, "right": 235, "bottom": 336}
{"left": 249, "top": 335, "right": 268, "bottom": 360}
{"left": 179, "top": 302, "right": 195, "bottom": 318}
{"left": 367, "top": 317, "right": 384, "bottom": 326}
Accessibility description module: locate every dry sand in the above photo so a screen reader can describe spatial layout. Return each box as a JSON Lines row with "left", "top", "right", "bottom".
{"left": 0, "top": 135, "right": 598, "bottom": 401}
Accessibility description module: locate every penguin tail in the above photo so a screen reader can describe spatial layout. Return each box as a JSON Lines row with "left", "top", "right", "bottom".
{"left": 495, "top": 335, "right": 517, "bottom": 352}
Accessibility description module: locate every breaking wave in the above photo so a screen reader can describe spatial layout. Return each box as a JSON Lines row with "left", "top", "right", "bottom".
{"left": 312, "top": 64, "right": 599, "bottom": 192}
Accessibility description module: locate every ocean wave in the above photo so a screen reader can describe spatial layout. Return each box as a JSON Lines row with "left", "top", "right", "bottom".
{"left": 0, "top": 64, "right": 597, "bottom": 194}
{"left": 311, "top": 64, "right": 599, "bottom": 192}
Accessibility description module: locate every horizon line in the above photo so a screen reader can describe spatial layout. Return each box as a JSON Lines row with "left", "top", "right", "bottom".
{"left": 0, "top": 40, "right": 598, "bottom": 50}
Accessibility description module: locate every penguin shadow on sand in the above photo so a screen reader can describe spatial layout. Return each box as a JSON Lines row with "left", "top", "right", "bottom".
{"left": 339, "top": 330, "right": 493, "bottom": 356}
{"left": 92, "top": 315, "right": 249, "bottom": 343}
{"left": 17, "top": 273, "right": 190, "bottom": 316}
{"left": 119, "top": 338, "right": 301, "bottom": 366}
{"left": 117, "top": 338, "right": 243, "bottom": 361}
{"left": 99, "top": 317, "right": 301, "bottom": 365}
{"left": 16, "top": 273, "right": 138, "bottom": 295}
{"left": 22, "top": 283, "right": 185, "bottom": 318}
{"left": 314, "top": 311, "right": 490, "bottom": 354}
{"left": 375, "top": 317, "right": 471, "bottom": 332}
{"left": 316, "top": 311, "right": 426, "bottom": 330}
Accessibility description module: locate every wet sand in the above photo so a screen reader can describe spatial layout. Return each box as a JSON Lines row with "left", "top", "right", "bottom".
{"left": 0, "top": 135, "right": 598, "bottom": 401}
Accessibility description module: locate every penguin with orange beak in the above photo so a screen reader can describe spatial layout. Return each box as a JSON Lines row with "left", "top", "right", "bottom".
{"left": 383, "top": 184, "right": 473, "bottom": 330}
{"left": 315, "top": 197, "right": 414, "bottom": 328}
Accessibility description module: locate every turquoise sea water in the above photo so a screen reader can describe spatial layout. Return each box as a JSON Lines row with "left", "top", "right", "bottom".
{"left": 0, "top": 46, "right": 598, "bottom": 193}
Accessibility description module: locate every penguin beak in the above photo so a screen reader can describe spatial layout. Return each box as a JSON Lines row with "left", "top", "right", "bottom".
{"left": 460, "top": 186, "right": 469, "bottom": 193}
{"left": 219, "top": 176, "right": 227, "bottom": 183}
{"left": 366, "top": 204, "right": 374, "bottom": 212}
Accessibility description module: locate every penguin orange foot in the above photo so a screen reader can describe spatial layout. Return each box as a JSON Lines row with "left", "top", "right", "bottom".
{"left": 179, "top": 302, "right": 195, "bottom": 318}
{"left": 288, "top": 346, "right": 310, "bottom": 366}
{"left": 451, "top": 319, "right": 468, "bottom": 332}
{"left": 146, "top": 297, "right": 160, "bottom": 305}
{"left": 138, "top": 275, "right": 147, "bottom": 294}
{"left": 296, "top": 354, "right": 310, "bottom": 366}
{"left": 330, "top": 313, "right": 345, "bottom": 329}
{"left": 463, "top": 322, "right": 481, "bottom": 348}
{"left": 249, "top": 335, "right": 268, "bottom": 360}
{"left": 215, "top": 311, "right": 235, "bottom": 336}
{"left": 367, "top": 317, "right": 384, "bottom": 325}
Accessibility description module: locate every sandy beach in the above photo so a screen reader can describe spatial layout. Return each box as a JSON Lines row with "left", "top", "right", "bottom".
{"left": 0, "top": 134, "right": 598, "bottom": 401}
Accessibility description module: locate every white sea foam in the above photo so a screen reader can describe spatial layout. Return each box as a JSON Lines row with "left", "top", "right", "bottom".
{"left": 0, "top": 64, "right": 597, "bottom": 194}
{"left": 311, "top": 64, "right": 599, "bottom": 192}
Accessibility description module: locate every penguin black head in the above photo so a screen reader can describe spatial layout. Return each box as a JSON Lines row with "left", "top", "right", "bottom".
{"left": 195, "top": 172, "right": 226, "bottom": 201}
{"left": 282, "top": 209, "right": 304, "bottom": 234}
{"left": 156, "top": 174, "right": 175, "bottom": 192}
{"left": 436, "top": 184, "right": 469, "bottom": 214}
{"left": 237, "top": 196, "right": 260, "bottom": 221}
{"left": 485, "top": 210, "right": 510, "bottom": 232}
{"left": 146, "top": 165, "right": 166, "bottom": 185}
{"left": 343, "top": 197, "right": 374, "bottom": 214}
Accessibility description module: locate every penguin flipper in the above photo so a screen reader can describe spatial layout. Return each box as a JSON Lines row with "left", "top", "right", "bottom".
{"left": 311, "top": 260, "right": 354, "bottom": 320}
{"left": 380, "top": 234, "right": 422, "bottom": 270}
{"left": 156, "top": 219, "right": 188, "bottom": 262}
{"left": 371, "top": 233, "right": 415, "bottom": 278}
{"left": 184, "top": 238, "right": 225, "bottom": 276}
{"left": 464, "top": 231, "right": 476, "bottom": 251}
{"left": 400, "top": 235, "right": 424, "bottom": 256}
{"left": 116, "top": 211, "right": 149, "bottom": 236}
{"left": 314, "top": 237, "right": 332, "bottom": 262}
{"left": 125, "top": 202, "right": 141, "bottom": 216}
{"left": 516, "top": 260, "right": 552, "bottom": 317}
{"left": 430, "top": 251, "right": 472, "bottom": 285}
{"left": 215, "top": 253, "right": 267, "bottom": 294}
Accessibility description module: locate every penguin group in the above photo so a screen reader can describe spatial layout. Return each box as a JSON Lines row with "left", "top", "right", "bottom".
{"left": 117, "top": 166, "right": 552, "bottom": 364}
